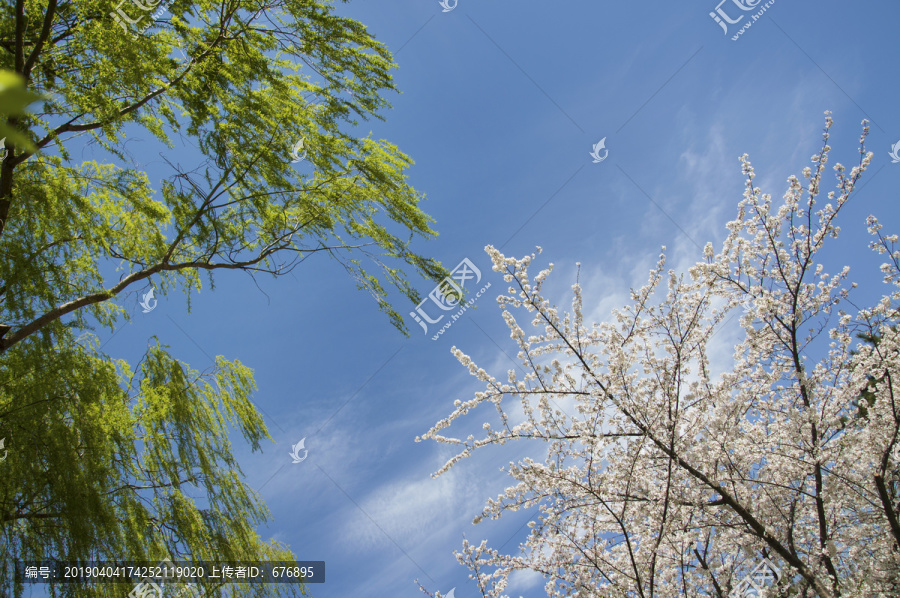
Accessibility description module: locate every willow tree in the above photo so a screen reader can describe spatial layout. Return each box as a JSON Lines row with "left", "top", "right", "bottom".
{"left": 0, "top": 0, "right": 443, "bottom": 596}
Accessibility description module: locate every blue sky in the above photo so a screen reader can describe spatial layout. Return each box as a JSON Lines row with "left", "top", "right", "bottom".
{"left": 31, "top": 0, "right": 900, "bottom": 596}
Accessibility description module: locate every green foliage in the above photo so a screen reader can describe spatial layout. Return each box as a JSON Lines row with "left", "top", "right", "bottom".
{"left": 0, "top": 0, "right": 445, "bottom": 595}
{"left": 0, "top": 70, "right": 42, "bottom": 150}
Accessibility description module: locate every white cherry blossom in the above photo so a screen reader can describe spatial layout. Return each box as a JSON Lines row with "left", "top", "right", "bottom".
{"left": 420, "top": 116, "right": 896, "bottom": 598}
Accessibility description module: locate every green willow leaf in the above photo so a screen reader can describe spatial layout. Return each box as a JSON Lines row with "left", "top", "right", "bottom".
{"left": 0, "top": 1, "right": 448, "bottom": 596}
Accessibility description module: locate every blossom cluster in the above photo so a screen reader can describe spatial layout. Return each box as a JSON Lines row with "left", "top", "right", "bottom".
{"left": 421, "top": 115, "right": 896, "bottom": 598}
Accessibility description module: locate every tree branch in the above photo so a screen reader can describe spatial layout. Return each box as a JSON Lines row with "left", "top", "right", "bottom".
{"left": 875, "top": 473, "right": 900, "bottom": 551}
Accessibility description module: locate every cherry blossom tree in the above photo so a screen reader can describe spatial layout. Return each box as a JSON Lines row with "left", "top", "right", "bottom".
{"left": 419, "top": 115, "right": 899, "bottom": 598}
